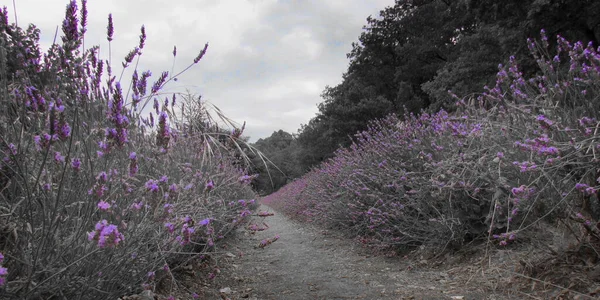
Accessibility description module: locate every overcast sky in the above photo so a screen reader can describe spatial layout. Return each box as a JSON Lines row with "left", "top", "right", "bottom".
{"left": 1, "top": 0, "right": 395, "bottom": 141}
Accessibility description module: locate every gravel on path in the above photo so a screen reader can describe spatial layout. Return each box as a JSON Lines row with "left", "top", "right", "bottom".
{"left": 209, "top": 204, "right": 515, "bottom": 300}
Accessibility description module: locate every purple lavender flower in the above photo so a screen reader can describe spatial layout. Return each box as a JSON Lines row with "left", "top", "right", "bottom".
{"left": 106, "top": 14, "right": 114, "bottom": 42}
{"left": 129, "top": 152, "right": 138, "bottom": 176}
{"left": 0, "top": 266, "right": 7, "bottom": 286}
{"left": 123, "top": 48, "right": 138, "bottom": 67}
{"left": 97, "top": 171, "right": 108, "bottom": 183}
{"left": 536, "top": 115, "right": 554, "bottom": 130}
{"left": 33, "top": 134, "right": 48, "bottom": 150}
{"left": 131, "top": 201, "right": 143, "bottom": 210}
{"left": 151, "top": 72, "right": 169, "bottom": 94}
{"left": 165, "top": 222, "right": 175, "bottom": 233}
{"left": 59, "top": 122, "right": 71, "bottom": 140}
{"left": 98, "top": 140, "right": 109, "bottom": 152}
{"left": 6, "top": 143, "right": 16, "bottom": 157}
{"left": 139, "top": 71, "right": 151, "bottom": 96}
{"left": 0, "top": 7, "right": 8, "bottom": 27}
{"left": 205, "top": 180, "right": 214, "bottom": 191}
{"left": 538, "top": 146, "right": 559, "bottom": 156}
{"left": 149, "top": 112, "right": 154, "bottom": 127}
{"left": 54, "top": 152, "right": 65, "bottom": 163}
{"left": 93, "top": 185, "right": 108, "bottom": 198}
{"left": 138, "top": 25, "right": 146, "bottom": 49}
{"left": 194, "top": 43, "right": 209, "bottom": 63}
{"left": 89, "top": 220, "right": 124, "bottom": 248}
{"left": 156, "top": 111, "right": 171, "bottom": 148}
{"left": 97, "top": 201, "right": 111, "bottom": 211}
{"left": 105, "top": 83, "right": 129, "bottom": 148}
{"left": 131, "top": 71, "right": 140, "bottom": 100}
{"left": 145, "top": 179, "right": 159, "bottom": 192}
{"left": 179, "top": 223, "right": 195, "bottom": 245}
{"left": 61, "top": 0, "right": 79, "bottom": 44}
{"left": 513, "top": 161, "right": 537, "bottom": 172}
{"left": 164, "top": 203, "right": 173, "bottom": 215}
{"left": 79, "top": 0, "right": 87, "bottom": 34}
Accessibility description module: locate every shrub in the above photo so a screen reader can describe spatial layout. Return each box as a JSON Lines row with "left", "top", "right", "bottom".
{"left": 265, "top": 30, "right": 600, "bottom": 256}
{"left": 0, "top": 1, "right": 258, "bottom": 299}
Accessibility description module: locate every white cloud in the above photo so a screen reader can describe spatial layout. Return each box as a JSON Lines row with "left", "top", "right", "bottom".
{"left": 280, "top": 27, "right": 322, "bottom": 60}
{"left": 263, "top": 78, "right": 321, "bottom": 101}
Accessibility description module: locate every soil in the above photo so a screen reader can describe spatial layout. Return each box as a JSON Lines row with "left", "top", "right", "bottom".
{"left": 123, "top": 204, "right": 600, "bottom": 300}
{"left": 204, "top": 204, "right": 527, "bottom": 300}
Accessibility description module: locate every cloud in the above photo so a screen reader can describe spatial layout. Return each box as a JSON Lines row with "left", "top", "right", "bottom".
{"left": 280, "top": 27, "right": 322, "bottom": 61}
{"left": 0, "top": 0, "right": 396, "bottom": 141}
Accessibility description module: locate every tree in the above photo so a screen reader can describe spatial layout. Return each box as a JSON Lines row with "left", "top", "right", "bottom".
{"left": 250, "top": 130, "right": 303, "bottom": 195}
{"left": 295, "top": 0, "right": 600, "bottom": 171}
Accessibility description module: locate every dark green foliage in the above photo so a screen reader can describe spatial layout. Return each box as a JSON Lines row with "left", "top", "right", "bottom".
{"left": 250, "top": 130, "right": 303, "bottom": 195}
{"left": 267, "top": 32, "right": 600, "bottom": 262}
{"left": 294, "top": 0, "right": 600, "bottom": 172}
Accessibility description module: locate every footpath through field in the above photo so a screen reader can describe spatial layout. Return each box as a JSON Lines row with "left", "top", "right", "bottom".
{"left": 210, "top": 204, "right": 512, "bottom": 300}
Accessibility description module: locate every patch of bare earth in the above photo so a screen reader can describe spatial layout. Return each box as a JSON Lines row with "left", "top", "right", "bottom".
{"left": 204, "top": 204, "right": 535, "bottom": 300}
{"left": 125, "top": 205, "right": 599, "bottom": 299}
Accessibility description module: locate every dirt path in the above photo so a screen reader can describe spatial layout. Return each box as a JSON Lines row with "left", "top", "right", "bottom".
{"left": 211, "top": 205, "right": 513, "bottom": 300}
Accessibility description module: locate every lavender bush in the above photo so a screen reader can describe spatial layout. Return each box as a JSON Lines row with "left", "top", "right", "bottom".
{"left": 0, "top": 1, "right": 259, "bottom": 299}
{"left": 264, "top": 30, "right": 600, "bottom": 257}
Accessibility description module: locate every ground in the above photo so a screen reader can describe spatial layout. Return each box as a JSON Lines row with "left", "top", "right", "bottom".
{"left": 205, "top": 204, "right": 527, "bottom": 300}
{"left": 135, "top": 204, "right": 599, "bottom": 299}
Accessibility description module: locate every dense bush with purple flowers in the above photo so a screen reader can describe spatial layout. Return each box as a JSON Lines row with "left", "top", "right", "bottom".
{"left": 0, "top": 1, "right": 259, "bottom": 299}
{"left": 264, "top": 31, "right": 600, "bottom": 258}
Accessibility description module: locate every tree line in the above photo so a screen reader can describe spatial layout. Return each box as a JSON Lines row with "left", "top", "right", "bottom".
{"left": 249, "top": 0, "right": 600, "bottom": 194}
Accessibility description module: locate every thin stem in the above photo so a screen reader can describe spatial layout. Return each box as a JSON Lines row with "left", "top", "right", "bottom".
{"left": 11, "top": 0, "right": 17, "bottom": 27}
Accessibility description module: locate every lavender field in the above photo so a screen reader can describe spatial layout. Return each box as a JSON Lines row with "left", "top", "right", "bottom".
{"left": 2, "top": 0, "right": 600, "bottom": 299}
{"left": 263, "top": 32, "right": 600, "bottom": 297}
{"left": 0, "top": 1, "right": 266, "bottom": 298}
